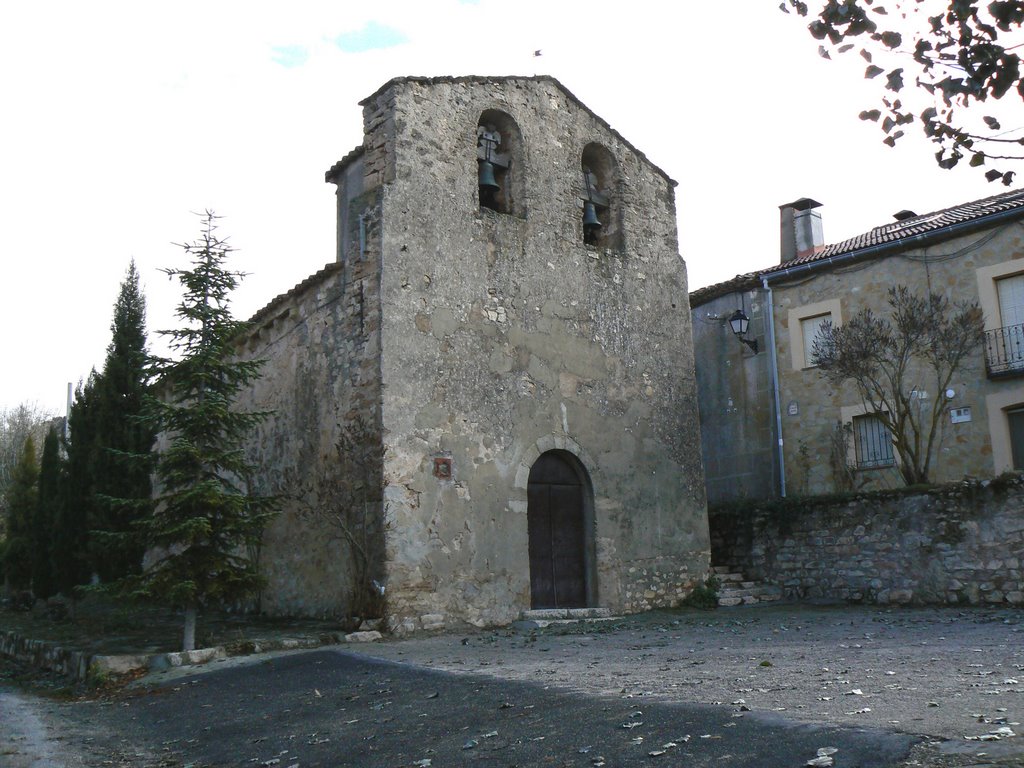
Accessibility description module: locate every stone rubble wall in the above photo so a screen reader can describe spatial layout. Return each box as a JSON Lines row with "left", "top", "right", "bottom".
{"left": 234, "top": 224, "right": 384, "bottom": 619}
{"left": 0, "top": 631, "right": 92, "bottom": 679}
{"left": 710, "top": 475, "right": 1024, "bottom": 605}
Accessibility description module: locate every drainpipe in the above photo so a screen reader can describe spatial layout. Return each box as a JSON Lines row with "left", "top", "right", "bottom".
{"left": 761, "top": 276, "right": 786, "bottom": 498}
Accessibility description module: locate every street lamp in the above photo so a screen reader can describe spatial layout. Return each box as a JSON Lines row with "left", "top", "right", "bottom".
{"left": 728, "top": 309, "right": 758, "bottom": 354}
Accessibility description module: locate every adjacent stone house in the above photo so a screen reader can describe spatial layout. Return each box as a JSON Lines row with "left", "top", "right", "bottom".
{"left": 691, "top": 189, "right": 1024, "bottom": 501}
{"left": 235, "top": 76, "right": 708, "bottom": 632}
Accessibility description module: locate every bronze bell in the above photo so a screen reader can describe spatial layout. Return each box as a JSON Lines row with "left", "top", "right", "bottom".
{"left": 583, "top": 201, "right": 601, "bottom": 229}
{"left": 478, "top": 160, "right": 499, "bottom": 190}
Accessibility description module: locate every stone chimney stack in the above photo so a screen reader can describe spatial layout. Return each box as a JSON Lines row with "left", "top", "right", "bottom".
{"left": 780, "top": 198, "right": 824, "bottom": 263}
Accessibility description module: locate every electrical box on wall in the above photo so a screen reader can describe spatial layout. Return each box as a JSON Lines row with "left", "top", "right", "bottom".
{"left": 950, "top": 407, "right": 972, "bottom": 424}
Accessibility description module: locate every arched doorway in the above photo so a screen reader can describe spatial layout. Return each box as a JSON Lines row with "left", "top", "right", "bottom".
{"left": 527, "top": 451, "right": 590, "bottom": 608}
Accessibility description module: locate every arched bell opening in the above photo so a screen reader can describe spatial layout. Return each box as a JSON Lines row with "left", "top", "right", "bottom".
{"left": 580, "top": 143, "right": 622, "bottom": 250}
{"left": 476, "top": 109, "right": 524, "bottom": 217}
{"left": 526, "top": 450, "right": 596, "bottom": 609}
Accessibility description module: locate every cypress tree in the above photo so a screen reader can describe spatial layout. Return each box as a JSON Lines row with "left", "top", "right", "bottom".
{"left": 129, "top": 212, "right": 278, "bottom": 651}
{"left": 91, "top": 260, "right": 155, "bottom": 580}
{"left": 56, "top": 376, "right": 99, "bottom": 595}
{"left": 3, "top": 436, "right": 38, "bottom": 593}
{"left": 30, "top": 427, "right": 60, "bottom": 599}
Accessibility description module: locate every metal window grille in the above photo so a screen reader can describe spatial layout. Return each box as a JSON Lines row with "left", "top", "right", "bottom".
{"left": 984, "top": 323, "right": 1024, "bottom": 376}
{"left": 853, "top": 414, "right": 894, "bottom": 469}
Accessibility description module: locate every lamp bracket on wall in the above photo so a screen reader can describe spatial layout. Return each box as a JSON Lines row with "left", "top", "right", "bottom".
{"left": 728, "top": 309, "right": 758, "bottom": 354}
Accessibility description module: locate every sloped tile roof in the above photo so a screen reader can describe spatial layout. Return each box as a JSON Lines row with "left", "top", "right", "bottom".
{"left": 246, "top": 262, "right": 343, "bottom": 331}
{"left": 325, "top": 145, "right": 365, "bottom": 184}
{"left": 692, "top": 188, "right": 1024, "bottom": 303}
{"left": 689, "top": 272, "right": 761, "bottom": 308}
{"left": 762, "top": 187, "right": 1024, "bottom": 275}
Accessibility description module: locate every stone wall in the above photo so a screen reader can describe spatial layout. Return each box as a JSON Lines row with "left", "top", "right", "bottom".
{"left": 690, "top": 285, "right": 777, "bottom": 505}
{"left": 0, "top": 631, "right": 92, "bottom": 679}
{"left": 371, "top": 77, "right": 709, "bottom": 632}
{"left": 235, "top": 223, "right": 384, "bottom": 618}
{"left": 710, "top": 475, "right": 1024, "bottom": 605}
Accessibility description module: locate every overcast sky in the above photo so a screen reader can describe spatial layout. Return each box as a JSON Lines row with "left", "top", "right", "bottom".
{"left": 0, "top": 0, "right": 1010, "bottom": 415}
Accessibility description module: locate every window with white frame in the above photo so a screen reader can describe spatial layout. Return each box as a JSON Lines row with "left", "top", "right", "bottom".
{"left": 800, "top": 313, "right": 831, "bottom": 368}
{"left": 788, "top": 299, "right": 842, "bottom": 371}
{"left": 852, "top": 413, "right": 895, "bottom": 469}
{"left": 996, "top": 274, "right": 1024, "bottom": 370}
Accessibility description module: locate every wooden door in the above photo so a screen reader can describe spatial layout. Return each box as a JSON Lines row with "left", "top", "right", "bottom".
{"left": 527, "top": 452, "right": 586, "bottom": 608}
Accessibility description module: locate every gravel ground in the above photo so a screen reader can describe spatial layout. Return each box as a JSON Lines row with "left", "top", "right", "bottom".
{"left": 350, "top": 604, "right": 1024, "bottom": 764}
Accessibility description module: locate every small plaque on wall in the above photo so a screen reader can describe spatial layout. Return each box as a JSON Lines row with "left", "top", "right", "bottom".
{"left": 788, "top": 400, "right": 799, "bottom": 416}
{"left": 950, "top": 407, "right": 972, "bottom": 424}
{"left": 433, "top": 457, "right": 453, "bottom": 479}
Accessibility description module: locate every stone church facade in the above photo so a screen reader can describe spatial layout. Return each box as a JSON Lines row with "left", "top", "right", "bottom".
{"left": 236, "top": 76, "right": 708, "bottom": 633}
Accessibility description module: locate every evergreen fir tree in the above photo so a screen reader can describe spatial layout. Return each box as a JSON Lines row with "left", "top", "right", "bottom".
{"left": 91, "top": 260, "right": 155, "bottom": 580}
{"left": 30, "top": 426, "right": 60, "bottom": 599}
{"left": 132, "top": 211, "right": 277, "bottom": 651}
{"left": 3, "top": 436, "right": 38, "bottom": 593}
{"left": 55, "top": 376, "right": 99, "bottom": 596}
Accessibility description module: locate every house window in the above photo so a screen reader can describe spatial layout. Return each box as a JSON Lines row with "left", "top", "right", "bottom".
{"left": 853, "top": 413, "right": 895, "bottom": 469}
{"left": 788, "top": 299, "right": 842, "bottom": 371}
{"left": 801, "top": 313, "right": 831, "bottom": 368}
{"left": 995, "top": 274, "right": 1024, "bottom": 370}
{"left": 1008, "top": 407, "right": 1024, "bottom": 471}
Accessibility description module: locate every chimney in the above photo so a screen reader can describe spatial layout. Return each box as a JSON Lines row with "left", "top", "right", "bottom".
{"left": 780, "top": 198, "right": 824, "bottom": 263}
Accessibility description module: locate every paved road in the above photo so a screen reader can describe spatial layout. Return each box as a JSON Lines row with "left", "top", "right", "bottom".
{"left": 5, "top": 604, "right": 1024, "bottom": 767}
{"left": 21, "top": 649, "right": 914, "bottom": 767}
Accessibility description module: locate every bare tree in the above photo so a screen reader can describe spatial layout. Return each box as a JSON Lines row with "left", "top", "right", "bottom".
{"left": 0, "top": 403, "right": 54, "bottom": 534}
{"left": 812, "top": 286, "right": 985, "bottom": 486}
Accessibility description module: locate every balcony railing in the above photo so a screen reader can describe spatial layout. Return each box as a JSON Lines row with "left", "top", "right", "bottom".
{"left": 984, "top": 323, "right": 1024, "bottom": 378}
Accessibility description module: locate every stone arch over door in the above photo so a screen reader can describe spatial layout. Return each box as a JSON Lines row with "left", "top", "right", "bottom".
{"left": 525, "top": 448, "right": 597, "bottom": 609}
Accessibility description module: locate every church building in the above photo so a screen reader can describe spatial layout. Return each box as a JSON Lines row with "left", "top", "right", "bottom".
{"left": 236, "top": 76, "right": 708, "bottom": 632}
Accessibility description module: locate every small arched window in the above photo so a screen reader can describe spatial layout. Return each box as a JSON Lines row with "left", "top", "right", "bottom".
{"left": 477, "top": 110, "right": 524, "bottom": 217}
{"left": 580, "top": 143, "right": 621, "bottom": 250}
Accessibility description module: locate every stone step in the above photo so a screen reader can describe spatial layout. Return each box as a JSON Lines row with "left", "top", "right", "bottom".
{"left": 514, "top": 607, "right": 616, "bottom": 630}
{"left": 520, "top": 607, "right": 611, "bottom": 621}
{"left": 715, "top": 572, "right": 746, "bottom": 583}
{"left": 719, "top": 585, "right": 783, "bottom": 598}
{"left": 513, "top": 616, "right": 619, "bottom": 630}
{"left": 717, "top": 580, "right": 783, "bottom": 607}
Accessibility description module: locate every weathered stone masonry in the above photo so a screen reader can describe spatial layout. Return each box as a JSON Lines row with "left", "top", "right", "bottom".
{"left": 711, "top": 476, "right": 1024, "bottom": 605}
{"left": 236, "top": 76, "right": 709, "bottom": 632}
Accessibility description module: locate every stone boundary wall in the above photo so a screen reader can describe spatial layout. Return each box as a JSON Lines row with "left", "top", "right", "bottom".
{"left": 0, "top": 631, "right": 92, "bottom": 679}
{"left": 0, "top": 628, "right": 378, "bottom": 682}
{"left": 710, "top": 475, "right": 1024, "bottom": 605}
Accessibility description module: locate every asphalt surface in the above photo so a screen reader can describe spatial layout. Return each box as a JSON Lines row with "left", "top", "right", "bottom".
{"left": 4, "top": 604, "right": 1024, "bottom": 767}
{"left": 25, "top": 649, "right": 915, "bottom": 767}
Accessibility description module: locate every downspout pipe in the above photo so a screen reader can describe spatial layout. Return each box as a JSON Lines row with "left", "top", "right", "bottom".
{"left": 761, "top": 276, "right": 786, "bottom": 498}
